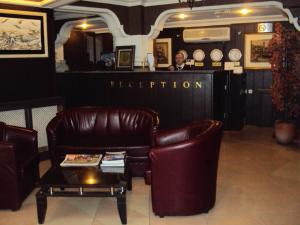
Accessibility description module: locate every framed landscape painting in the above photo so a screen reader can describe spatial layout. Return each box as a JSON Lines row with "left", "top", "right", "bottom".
{"left": 244, "top": 33, "right": 273, "bottom": 70}
{"left": 0, "top": 9, "right": 48, "bottom": 58}
{"left": 154, "top": 38, "right": 172, "bottom": 68}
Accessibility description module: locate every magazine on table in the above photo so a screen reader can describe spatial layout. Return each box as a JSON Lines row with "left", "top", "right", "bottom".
{"left": 60, "top": 154, "right": 102, "bottom": 167}
{"left": 101, "top": 151, "right": 126, "bottom": 167}
{"left": 101, "top": 166, "right": 125, "bottom": 174}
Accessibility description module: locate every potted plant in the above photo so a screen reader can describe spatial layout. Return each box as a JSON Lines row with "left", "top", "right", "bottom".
{"left": 268, "top": 23, "right": 300, "bottom": 144}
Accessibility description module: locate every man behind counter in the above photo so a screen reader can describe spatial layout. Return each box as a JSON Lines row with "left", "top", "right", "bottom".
{"left": 168, "top": 52, "right": 191, "bottom": 71}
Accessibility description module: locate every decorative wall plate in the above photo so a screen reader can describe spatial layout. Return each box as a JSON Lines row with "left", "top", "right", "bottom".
{"left": 178, "top": 50, "right": 188, "bottom": 60}
{"left": 210, "top": 49, "right": 223, "bottom": 62}
{"left": 193, "top": 49, "right": 205, "bottom": 62}
{"left": 228, "top": 48, "right": 242, "bottom": 62}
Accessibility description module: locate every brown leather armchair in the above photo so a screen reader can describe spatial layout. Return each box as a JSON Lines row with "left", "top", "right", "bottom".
{"left": 145, "top": 120, "right": 223, "bottom": 217}
{"left": 0, "top": 122, "right": 39, "bottom": 210}
{"left": 47, "top": 107, "right": 159, "bottom": 177}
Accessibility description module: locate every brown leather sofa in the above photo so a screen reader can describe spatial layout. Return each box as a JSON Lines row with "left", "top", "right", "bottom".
{"left": 46, "top": 107, "right": 159, "bottom": 177}
{"left": 0, "top": 122, "right": 39, "bottom": 210}
{"left": 145, "top": 120, "right": 223, "bottom": 217}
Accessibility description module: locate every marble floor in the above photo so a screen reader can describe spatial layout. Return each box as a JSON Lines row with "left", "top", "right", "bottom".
{"left": 1, "top": 126, "right": 300, "bottom": 225}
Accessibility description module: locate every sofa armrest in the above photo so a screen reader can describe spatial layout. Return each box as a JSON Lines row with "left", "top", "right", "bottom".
{"left": 5, "top": 126, "right": 38, "bottom": 156}
{"left": 46, "top": 115, "right": 64, "bottom": 165}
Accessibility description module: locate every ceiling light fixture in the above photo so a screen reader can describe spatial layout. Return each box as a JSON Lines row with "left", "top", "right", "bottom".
{"left": 178, "top": 13, "right": 187, "bottom": 19}
{"left": 77, "top": 22, "right": 90, "bottom": 30}
{"left": 178, "top": 0, "right": 206, "bottom": 10}
{"left": 238, "top": 8, "right": 252, "bottom": 15}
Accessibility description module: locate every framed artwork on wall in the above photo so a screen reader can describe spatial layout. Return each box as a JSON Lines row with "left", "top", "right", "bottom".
{"left": 154, "top": 38, "right": 172, "bottom": 68}
{"left": 244, "top": 33, "right": 273, "bottom": 70}
{"left": 0, "top": 9, "right": 48, "bottom": 58}
{"left": 115, "top": 45, "right": 135, "bottom": 71}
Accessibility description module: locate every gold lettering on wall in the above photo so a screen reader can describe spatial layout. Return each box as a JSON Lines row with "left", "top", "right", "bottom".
{"left": 183, "top": 81, "right": 190, "bottom": 89}
{"left": 150, "top": 81, "right": 155, "bottom": 88}
{"left": 109, "top": 81, "right": 203, "bottom": 89}
{"left": 173, "top": 81, "right": 177, "bottom": 89}
{"left": 195, "top": 81, "right": 202, "bottom": 88}
{"left": 160, "top": 81, "right": 166, "bottom": 88}
{"left": 139, "top": 81, "right": 144, "bottom": 88}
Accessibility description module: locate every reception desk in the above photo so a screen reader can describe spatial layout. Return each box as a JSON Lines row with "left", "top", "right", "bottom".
{"left": 56, "top": 70, "right": 246, "bottom": 129}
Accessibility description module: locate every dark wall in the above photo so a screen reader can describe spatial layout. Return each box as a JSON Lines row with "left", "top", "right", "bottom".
{"left": 158, "top": 23, "right": 273, "bottom": 126}
{"left": 0, "top": 4, "right": 55, "bottom": 103}
{"left": 64, "top": 31, "right": 91, "bottom": 71}
{"left": 64, "top": 31, "right": 113, "bottom": 70}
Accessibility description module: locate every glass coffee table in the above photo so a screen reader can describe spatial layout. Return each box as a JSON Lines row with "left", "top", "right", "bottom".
{"left": 36, "top": 165, "right": 132, "bottom": 224}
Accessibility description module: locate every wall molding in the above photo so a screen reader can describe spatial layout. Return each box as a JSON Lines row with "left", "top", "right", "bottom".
{"left": 148, "top": 1, "right": 300, "bottom": 40}
{"left": 164, "top": 15, "right": 288, "bottom": 29}
{"left": 80, "top": 0, "right": 186, "bottom": 7}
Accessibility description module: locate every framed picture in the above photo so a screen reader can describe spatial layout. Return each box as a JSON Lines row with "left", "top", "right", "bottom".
{"left": 154, "top": 38, "right": 172, "bottom": 68}
{"left": 244, "top": 33, "right": 273, "bottom": 69}
{"left": 0, "top": 9, "right": 48, "bottom": 58}
{"left": 115, "top": 45, "right": 135, "bottom": 71}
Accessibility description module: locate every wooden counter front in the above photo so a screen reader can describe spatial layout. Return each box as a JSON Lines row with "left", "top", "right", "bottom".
{"left": 56, "top": 70, "right": 246, "bottom": 129}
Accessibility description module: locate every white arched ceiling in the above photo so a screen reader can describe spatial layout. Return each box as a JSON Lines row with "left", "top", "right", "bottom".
{"left": 55, "top": 1, "right": 300, "bottom": 66}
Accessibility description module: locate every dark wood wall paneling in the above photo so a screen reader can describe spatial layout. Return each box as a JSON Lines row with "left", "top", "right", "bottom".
{"left": 0, "top": 4, "right": 55, "bottom": 103}
{"left": 158, "top": 23, "right": 273, "bottom": 126}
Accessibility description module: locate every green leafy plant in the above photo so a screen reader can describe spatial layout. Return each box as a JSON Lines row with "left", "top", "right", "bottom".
{"left": 268, "top": 23, "right": 300, "bottom": 121}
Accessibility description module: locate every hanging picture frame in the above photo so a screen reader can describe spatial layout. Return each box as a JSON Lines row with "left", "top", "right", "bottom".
{"left": 0, "top": 9, "right": 48, "bottom": 58}
{"left": 154, "top": 38, "right": 172, "bottom": 68}
{"left": 244, "top": 33, "right": 273, "bottom": 70}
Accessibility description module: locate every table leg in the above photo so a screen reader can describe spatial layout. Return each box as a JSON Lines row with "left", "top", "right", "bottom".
{"left": 36, "top": 190, "right": 47, "bottom": 224}
{"left": 117, "top": 194, "right": 127, "bottom": 224}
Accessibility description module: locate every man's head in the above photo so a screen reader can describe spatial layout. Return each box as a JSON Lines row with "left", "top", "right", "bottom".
{"left": 175, "top": 52, "right": 185, "bottom": 66}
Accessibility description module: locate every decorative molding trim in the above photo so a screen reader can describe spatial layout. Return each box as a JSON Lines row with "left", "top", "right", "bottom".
{"left": 57, "top": 5, "right": 128, "bottom": 38}
{"left": 164, "top": 15, "right": 288, "bottom": 29}
{"left": 148, "top": 1, "right": 300, "bottom": 39}
{"left": 82, "top": 28, "right": 110, "bottom": 33}
{"left": 54, "top": 12, "right": 94, "bottom": 20}
{"left": 81, "top": 0, "right": 182, "bottom": 7}
{"left": 45, "top": 0, "right": 79, "bottom": 8}
{"left": 55, "top": 17, "right": 107, "bottom": 48}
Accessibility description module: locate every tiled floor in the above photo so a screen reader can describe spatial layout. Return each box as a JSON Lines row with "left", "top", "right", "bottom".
{"left": 1, "top": 126, "right": 300, "bottom": 225}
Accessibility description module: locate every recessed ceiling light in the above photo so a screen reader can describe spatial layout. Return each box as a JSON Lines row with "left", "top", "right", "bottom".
{"left": 77, "top": 22, "right": 90, "bottom": 29}
{"left": 178, "top": 14, "right": 187, "bottom": 19}
{"left": 238, "top": 8, "right": 252, "bottom": 15}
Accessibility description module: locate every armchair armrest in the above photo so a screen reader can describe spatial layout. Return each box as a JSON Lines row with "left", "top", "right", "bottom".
{"left": 153, "top": 126, "right": 191, "bottom": 147}
{"left": 0, "top": 142, "right": 17, "bottom": 172}
{"left": 5, "top": 126, "right": 38, "bottom": 156}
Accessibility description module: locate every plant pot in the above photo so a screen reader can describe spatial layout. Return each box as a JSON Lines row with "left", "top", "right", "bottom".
{"left": 274, "top": 120, "right": 296, "bottom": 145}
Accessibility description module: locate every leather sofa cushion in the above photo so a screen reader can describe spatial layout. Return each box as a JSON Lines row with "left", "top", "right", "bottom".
{"left": 59, "top": 108, "right": 154, "bottom": 146}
